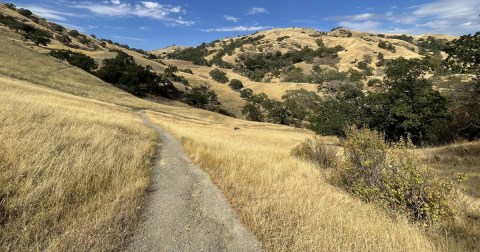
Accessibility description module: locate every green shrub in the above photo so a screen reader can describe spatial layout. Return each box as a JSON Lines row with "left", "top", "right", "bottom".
{"left": 367, "top": 78, "right": 382, "bottom": 87}
{"left": 4, "top": 3, "right": 15, "bottom": 9}
{"left": 182, "top": 85, "right": 221, "bottom": 111}
{"left": 56, "top": 34, "right": 71, "bottom": 45}
{"left": 229, "top": 79, "right": 243, "bottom": 90}
{"left": 49, "top": 23, "right": 65, "bottom": 32}
{"left": 181, "top": 68, "right": 193, "bottom": 74}
{"left": 22, "top": 29, "right": 52, "bottom": 46}
{"left": 334, "top": 127, "right": 455, "bottom": 223}
{"left": 68, "top": 29, "right": 80, "bottom": 38}
{"left": 291, "top": 138, "right": 337, "bottom": 168}
{"left": 17, "top": 8, "right": 33, "bottom": 17}
{"left": 209, "top": 69, "right": 229, "bottom": 83}
{"left": 240, "top": 88, "right": 253, "bottom": 99}
{"left": 49, "top": 49, "right": 98, "bottom": 73}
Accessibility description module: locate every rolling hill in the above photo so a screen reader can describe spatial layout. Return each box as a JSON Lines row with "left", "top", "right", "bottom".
{"left": 0, "top": 3, "right": 479, "bottom": 251}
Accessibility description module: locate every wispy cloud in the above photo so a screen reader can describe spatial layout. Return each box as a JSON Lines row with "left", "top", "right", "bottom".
{"left": 338, "top": 21, "right": 382, "bottom": 31}
{"left": 326, "top": 13, "right": 381, "bottom": 22}
{"left": 201, "top": 26, "right": 273, "bottom": 32}
{"left": 326, "top": 0, "right": 480, "bottom": 35}
{"left": 73, "top": 0, "right": 194, "bottom": 26}
{"left": 114, "top": 35, "right": 149, "bottom": 42}
{"left": 224, "top": 15, "right": 239, "bottom": 22}
{"left": 19, "top": 5, "right": 85, "bottom": 21}
{"left": 247, "top": 7, "right": 269, "bottom": 15}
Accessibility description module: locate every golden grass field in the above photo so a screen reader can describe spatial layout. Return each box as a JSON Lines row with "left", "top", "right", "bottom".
{"left": 143, "top": 110, "right": 441, "bottom": 251}
{"left": 0, "top": 11, "right": 478, "bottom": 250}
{"left": 0, "top": 77, "right": 156, "bottom": 251}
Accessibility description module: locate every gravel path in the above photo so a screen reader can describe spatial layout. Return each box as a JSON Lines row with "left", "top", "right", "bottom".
{"left": 129, "top": 112, "right": 261, "bottom": 252}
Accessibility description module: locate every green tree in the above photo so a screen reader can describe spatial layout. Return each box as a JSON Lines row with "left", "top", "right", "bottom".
{"left": 182, "top": 85, "right": 221, "bottom": 111}
{"left": 229, "top": 79, "right": 243, "bottom": 90}
{"left": 4, "top": 3, "right": 16, "bottom": 9}
{"left": 282, "top": 89, "right": 321, "bottom": 126}
{"left": 209, "top": 69, "right": 229, "bottom": 83}
{"left": 240, "top": 88, "right": 253, "bottom": 99}
{"left": 368, "top": 58, "right": 450, "bottom": 145}
{"left": 444, "top": 32, "right": 480, "bottom": 140}
{"left": 17, "top": 8, "right": 32, "bottom": 17}
{"left": 68, "top": 29, "right": 80, "bottom": 38}
{"left": 22, "top": 30, "right": 52, "bottom": 46}
{"left": 309, "top": 83, "right": 366, "bottom": 137}
{"left": 56, "top": 34, "right": 71, "bottom": 45}
{"left": 242, "top": 93, "right": 269, "bottom": 121}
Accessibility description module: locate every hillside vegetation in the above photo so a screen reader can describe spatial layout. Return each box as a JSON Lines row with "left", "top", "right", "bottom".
{"left": 0, "top": 3, "right": 479, "bottom": 251}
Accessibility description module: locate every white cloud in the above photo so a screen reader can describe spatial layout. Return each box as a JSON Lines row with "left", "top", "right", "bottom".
{"left": 247, "top": 7, "right": 268, "bottom": 15}
{"left": 327, "top": 0, "right": 480, "bottom": 35}
{"left": 114, "top": 35, "right": 149, "bottom": 42}
{"left": 74, "top": 1, "right": 193, "bottom": 26}
{"left": 141, "top": 1, "right": 159, "bottom": 9}
{"left": 339, "top": 21, "right": 382, "bottom": 31}
{"left": 328, "top": 13, "right": 380, "bottom": 22}
{"left": 201, "top": 26, "right": 273, "bottom": 32}
{"left": 224, "top": 15, "right": 239, "bottom": 22}
{"left": 20, "top": 5, "right": 84, "bottom": 21}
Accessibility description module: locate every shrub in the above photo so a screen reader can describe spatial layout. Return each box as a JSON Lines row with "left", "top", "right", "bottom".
{"left": 240, "top": 88, "right": 253, "bottom": 99}
{"left": 291, "top": 138, "right": 337, "bottom": 168}
{"left": 182, "top": 85, "right": 221, "bottom": 111}
{"left": 181, "top": 68, "right": 193, "bottom": 74}
{"left": 4, "top": 3, "right": 15, "bottom": 9}
{"left": 68, "top": 29, "right": 80, "bottom": 38}
{"left": 22, "top": 29, "right": 52, "bottom": 46}
{"left": 334, "top": 127, "right": 454, "bottom": 223}
{"left": 49, "top": 23, "right": 65, "bottom": 32}
{"left": 17, "top": 8, "right": 33, "bottom": 17}
{"left": 56, "top": 34, "right": 71, "bottom": 45}
{"left": 209, "top": 69, "right": 229, "bottom": 83}
{"left": 229, "top": 79, "right": 243, "bottom": 90}
{"left": 367, "top": 78, "right": 382, "bottom": 87}
{"left": 49, "top": 49, "right": 98, "bottom": 73}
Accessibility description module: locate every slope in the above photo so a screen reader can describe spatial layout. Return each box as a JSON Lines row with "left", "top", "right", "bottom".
{"left": 1, "top": 22, "right": 444, "bottom": 251}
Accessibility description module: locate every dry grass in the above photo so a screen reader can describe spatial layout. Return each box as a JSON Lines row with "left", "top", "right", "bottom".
{"left": 0, "top": 77, "right": 156, "bottom": 251}
{"left": 416, "top": 143, "right": 480, "bottom": 251}
{"left": 143, "top": 109, "right": 437, "bottom": 251}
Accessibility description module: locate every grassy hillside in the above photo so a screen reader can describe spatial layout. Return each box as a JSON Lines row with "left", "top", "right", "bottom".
{"left": 1, "top": 3, "right": 478, "bottom": 251}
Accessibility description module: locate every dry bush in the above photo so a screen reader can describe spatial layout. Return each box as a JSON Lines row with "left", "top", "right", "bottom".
{"left": 291, "top": 138, "right": 337, "bottom": 168}
{"left": 334, "top": 127, "right": 455, "bottom": 223}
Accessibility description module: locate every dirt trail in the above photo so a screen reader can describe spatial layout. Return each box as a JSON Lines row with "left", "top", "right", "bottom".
{"left": 130, "top": 112, "right": 261, "bottom": 252}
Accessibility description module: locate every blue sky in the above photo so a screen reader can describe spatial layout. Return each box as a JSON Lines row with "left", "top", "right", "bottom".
{"left": 8, "top": 0, "right": 480, "bottom": 50}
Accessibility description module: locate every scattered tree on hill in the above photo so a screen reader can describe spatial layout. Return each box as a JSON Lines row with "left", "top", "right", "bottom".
{"left": 49, "top": 49, "right": 98, "bottom": 73}
{"left": 229, "top": 79, "right": 243, "bottom": 90}
{"left": 4, "top": 3, "right": 15, "bottom": 9}
{"left": 209, "top": 69, "right": 229, "bottom": 83}
{"left": 309, "top": 83, "right": 366, "bottom": 137}
{"left": 22, "top": 29, "right": 52, "bottom": 46}
{"left": 240, "top": 88, "right": 253, "bottom": 99}
{"left": 378, "top": 40, "right": 396, "bottom": 52}
{"left": 56, "top": 34, "right": 71, "bottom": 45}
{"left": 68, "top": 30, "right": 80, "bottom": 38}
{"left": 49, "top": 23, "right": 65, "bottom": 32}
{"left": 96, "top": 51, "right": 179, "bottom": 98}
{"left": 17, "top": 8, "right": 32, "bottom": 17}
{"left": 182, "top": 85, "right": 221, "bottom": 111}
